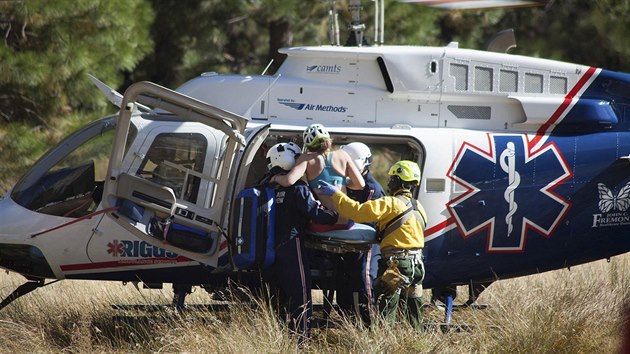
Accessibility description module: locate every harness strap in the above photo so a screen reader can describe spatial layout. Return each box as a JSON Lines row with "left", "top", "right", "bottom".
{"left": 379, "top": 196, "right": 426, "bottom": 241}
{"left": 381, "top": 248, "right": 422, "bottom": 258}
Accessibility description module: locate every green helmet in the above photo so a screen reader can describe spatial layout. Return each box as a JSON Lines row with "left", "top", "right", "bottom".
{"left": 388, "top": 160, "right": 421, "bottom": 184}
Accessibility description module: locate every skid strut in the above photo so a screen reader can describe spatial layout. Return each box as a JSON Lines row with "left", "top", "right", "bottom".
{"left": 0, "top": 278, "right": 51, "bottom": 311}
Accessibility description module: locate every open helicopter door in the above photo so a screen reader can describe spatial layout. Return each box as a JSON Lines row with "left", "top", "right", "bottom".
{"left": 102, "top": 81, "right": 256, "bottom": 266}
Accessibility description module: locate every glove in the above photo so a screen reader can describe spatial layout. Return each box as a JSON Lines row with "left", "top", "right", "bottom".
{"left": 379, "top": 259, "right": 410, "bottom": 295}
{"left": 316, "top": 180, "right": 339, "bottom": 196}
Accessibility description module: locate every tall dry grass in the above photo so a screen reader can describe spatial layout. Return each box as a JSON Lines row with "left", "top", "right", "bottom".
{"left": 0, "top": 254, "right": 628, "bottom": 353}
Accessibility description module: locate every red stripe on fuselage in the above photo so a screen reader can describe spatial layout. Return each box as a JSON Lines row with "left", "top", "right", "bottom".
{"left": 425, "top": 217, "right": 456, "bottom": 237}
{"left": 60, "top": 256, "right": 193, "bottom": 271}
{"left": 528, "top": 67, "right": 597, "bottom": 150}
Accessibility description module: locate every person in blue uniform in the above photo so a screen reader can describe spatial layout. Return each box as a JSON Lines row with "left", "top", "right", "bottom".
{"left": 336, "top": 142, "right": 386, "bottom": 325}
{"left": 264, "top": 141, "right": 338, "bottom": 341}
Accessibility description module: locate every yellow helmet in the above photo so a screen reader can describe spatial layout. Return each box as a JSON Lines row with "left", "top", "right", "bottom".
{"left": 388, "top": 160, "right": 421, "bottom": 184}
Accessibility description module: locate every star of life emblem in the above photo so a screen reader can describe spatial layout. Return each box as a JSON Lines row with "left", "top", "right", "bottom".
{"left": 447, "top": 134, "right": 572, "bottom": 253}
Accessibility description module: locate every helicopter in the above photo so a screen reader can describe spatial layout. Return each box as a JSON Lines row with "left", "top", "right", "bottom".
{"left": 2, "top": 0, "right": 630, "bottom": 326}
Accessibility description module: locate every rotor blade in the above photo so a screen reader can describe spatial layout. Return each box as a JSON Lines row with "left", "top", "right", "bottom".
{"left": 397, "top": 0, "right": 545, "bottom": 10}
{"left": 87, "top": 73, "right": 124, "bottom": 108}
{"left": 87, "top": 73, "right": 150, "bottom": 111}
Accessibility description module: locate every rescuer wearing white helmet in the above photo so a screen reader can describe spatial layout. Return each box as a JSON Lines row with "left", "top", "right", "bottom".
{"left": 272, "top": 123, "right": 365, "bottom": 231}
{"left": 317, "top": 160, "right": 426, "bottom": 329}
{"left": 341, "top": 142, "right": 373, "bottom": 175}
{"left": 266, "top": 141, "right": 302, "bottom": 172}
{"left": 334, "top": 142, "right": 386, "bottom": 324}
{"left": 264, "top": 142, "right": 338, "bottom": 340}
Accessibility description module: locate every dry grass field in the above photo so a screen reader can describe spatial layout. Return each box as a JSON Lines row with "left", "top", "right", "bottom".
{"left": 0, "top": 253, "right": 628, "bottom": 353}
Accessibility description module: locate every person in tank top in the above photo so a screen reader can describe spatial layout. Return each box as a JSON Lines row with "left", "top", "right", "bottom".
{"left": 272, "top": 123, "right": 365, "bottom": 229}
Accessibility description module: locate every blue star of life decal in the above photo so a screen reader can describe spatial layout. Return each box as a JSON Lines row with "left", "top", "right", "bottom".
{"left": 447, "top": 134, "right": 572, "bottom": 253}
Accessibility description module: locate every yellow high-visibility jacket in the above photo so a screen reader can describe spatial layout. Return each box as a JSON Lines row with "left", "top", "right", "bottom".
{"left": 331, "top": 191, "right": 426, "bottom": 250}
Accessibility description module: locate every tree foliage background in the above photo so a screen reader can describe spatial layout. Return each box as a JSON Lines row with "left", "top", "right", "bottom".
{"left": 1, "top": 0, "right": 629, "bottom": 126}
{"left": 0, "top": 0, "right": 153, "bottom": 124}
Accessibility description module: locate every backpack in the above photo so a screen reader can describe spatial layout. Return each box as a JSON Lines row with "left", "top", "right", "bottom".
{"left": 230, "top": 185, "right": 276, "bottom": 269}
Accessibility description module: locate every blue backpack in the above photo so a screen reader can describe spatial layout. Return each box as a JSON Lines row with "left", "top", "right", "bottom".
{"left": 231, "top": 185, "right": 276, "bottom": 269}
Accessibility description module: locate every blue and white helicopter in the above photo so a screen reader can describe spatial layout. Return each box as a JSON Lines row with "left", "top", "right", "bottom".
{"left": 1, "top": 0, "right": 629, "bottom": 322}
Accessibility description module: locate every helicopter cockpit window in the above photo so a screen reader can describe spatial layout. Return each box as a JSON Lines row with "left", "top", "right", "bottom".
{"left": 136, "top": 133, "right": 207, "bottom": 204}
{"left": 11, "top": 116, "right": 129, "bottom": 218}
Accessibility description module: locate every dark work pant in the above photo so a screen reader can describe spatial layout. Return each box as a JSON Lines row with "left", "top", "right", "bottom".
{"left": 336, "top": 243, "right": 380, "bottom": 324}
{"left": 374, "top": 255, "right": 424, "bottom": 329}
{"left": 269, "top": 237, "right": 312, "bottom": 337}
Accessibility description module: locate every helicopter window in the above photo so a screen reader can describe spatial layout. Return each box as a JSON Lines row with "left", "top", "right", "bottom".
{"left": 500, "top": 70, "right": 518, "bottom": 92}
{"left": 474, "top": 67, "right": 493, "bottom": 92}
{"left": 11, "top": 120, "right": 119, "bottom": 217}
{"left": 451, "top": 63, "right": 469, "bottom": 91}
{"left": 525, "top": 73, "right": 544, "bottom": 93}
{"left": 550, "top": 76, "right": 568, "bottom": 94}
{"left": 430, "top": 60, "right": 437, "bottom": 74}
{"left": 136, "top": 133, "right": 207, "bottom": 204}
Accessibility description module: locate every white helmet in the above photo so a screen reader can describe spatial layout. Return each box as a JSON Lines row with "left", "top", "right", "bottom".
{"left": 302, "top": 123, "right": 330, "bottom": 149}
{"left": 342, "top": 142, "right": 372, "bottom": 172}
{"left": 266, "top": 142, "right": 302, "bottom": 171}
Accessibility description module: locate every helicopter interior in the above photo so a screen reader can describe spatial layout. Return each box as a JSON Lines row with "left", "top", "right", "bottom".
{"left": 244, "top": 130, "right": 425, "bottom": 193}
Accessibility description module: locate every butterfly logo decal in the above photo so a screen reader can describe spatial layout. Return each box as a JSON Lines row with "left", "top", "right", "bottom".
{"left": 597, "top": 183, "right": 630, "bottom": 213}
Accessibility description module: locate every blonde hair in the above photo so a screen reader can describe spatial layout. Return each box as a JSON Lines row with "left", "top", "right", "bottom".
{"left": 306, "top": 137, "right": 333, "bottom": 153}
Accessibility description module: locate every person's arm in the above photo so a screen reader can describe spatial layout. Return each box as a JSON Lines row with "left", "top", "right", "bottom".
{"left": 295, "top": 185, "right": 338, "bottom": 225}
{"left": 334, "top": 191, "right": 385, "bottom": 222}
{"left": 272, "top": 156, "right": 308, "bottom": 187}
{"left": 322, "top": 185, "right": 389, "bottom": 224}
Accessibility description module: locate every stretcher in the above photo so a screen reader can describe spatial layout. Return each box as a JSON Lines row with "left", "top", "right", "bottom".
{"left": 305, "top": 223, "right": 377, "bottom": 253}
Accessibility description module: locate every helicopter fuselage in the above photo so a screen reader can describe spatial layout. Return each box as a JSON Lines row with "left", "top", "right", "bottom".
{"left": 2, "top": 42, "right": 630, "bottom": 299}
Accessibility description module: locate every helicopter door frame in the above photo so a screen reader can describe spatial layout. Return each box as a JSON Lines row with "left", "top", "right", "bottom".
{"left": 102, "top": 82, "right": 250, "bottom": 265}
{"left": 224, "top": 123, "right": 271, "bottom": 228}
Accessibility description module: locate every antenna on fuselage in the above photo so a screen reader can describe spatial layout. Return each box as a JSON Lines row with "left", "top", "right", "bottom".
{"left": 328, "top": 0, "right": 340, "bottom": 45}
{"left": 373, "top": 0, "right": 384, "bottom": 45}
{"left": 345, "top": 0, "right": 368, "bottom": 46}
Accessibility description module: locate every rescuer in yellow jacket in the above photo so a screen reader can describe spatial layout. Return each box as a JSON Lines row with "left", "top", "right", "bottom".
{"left": 317, "top": 160, "right": 426, "bottom": 328}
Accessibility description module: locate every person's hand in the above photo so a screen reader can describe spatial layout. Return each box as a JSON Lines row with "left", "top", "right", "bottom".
{"left": 317, "top": 180, "right": 339, "bottom": 196}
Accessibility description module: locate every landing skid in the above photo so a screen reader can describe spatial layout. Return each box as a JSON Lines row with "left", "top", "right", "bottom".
{"left": 0, "top": 278, "right": 58, "bottom": 311}
{"left": 423, "top": 320, "right": 475, "bottom": 333}
{"left": 111, "top": 283, "right": 198, "bottom": 313}
{"left": 112, "top": 303, "right": 232, "bottom": 312}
